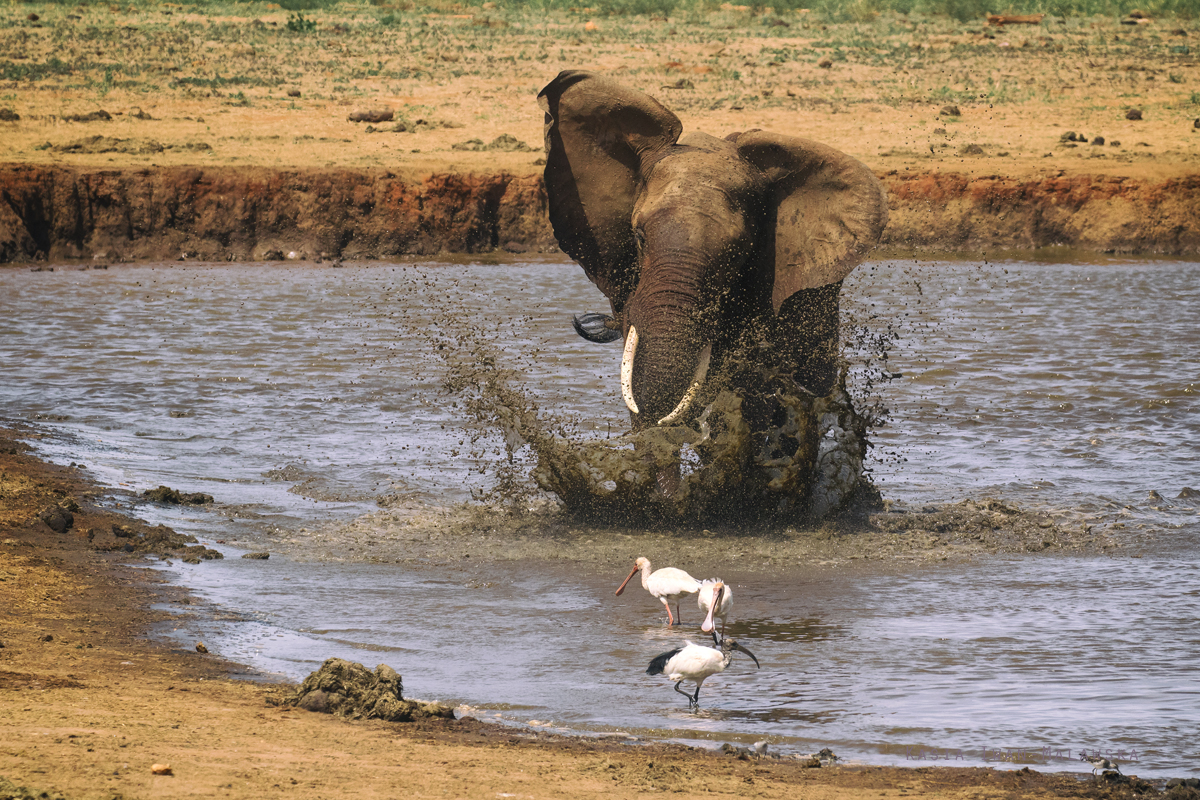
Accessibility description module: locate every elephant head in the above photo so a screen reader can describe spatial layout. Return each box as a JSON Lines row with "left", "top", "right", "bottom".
{"left": 538, "top": 70, "right": 887, "bottom": 430}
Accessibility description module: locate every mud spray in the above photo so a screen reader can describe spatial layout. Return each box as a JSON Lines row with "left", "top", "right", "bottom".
{"left": 404, "top": 267, "right": 896, "bottom": 528}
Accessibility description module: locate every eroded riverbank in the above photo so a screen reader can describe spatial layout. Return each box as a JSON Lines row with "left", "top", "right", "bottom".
{"left": 2, "top": 164, "right": 1199, "bottom": 263}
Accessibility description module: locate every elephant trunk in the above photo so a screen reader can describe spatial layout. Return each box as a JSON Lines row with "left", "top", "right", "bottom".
{"left": 623, "top": 294, "right": 714, "bottom": 427}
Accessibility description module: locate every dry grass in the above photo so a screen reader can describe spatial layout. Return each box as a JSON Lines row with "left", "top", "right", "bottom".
{"left": 1, "top": 2, "right": 1197, "bottom": 176}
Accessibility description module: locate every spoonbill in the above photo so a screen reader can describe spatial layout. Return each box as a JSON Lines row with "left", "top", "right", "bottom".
{"left": 646, "top": 636, "right": 760, "bottom": 707}
{"left": 698, "top": 579, "right": 732, "bottom": 636}
{"left": 615, "top": 557, "right": 700, "bottom": 626}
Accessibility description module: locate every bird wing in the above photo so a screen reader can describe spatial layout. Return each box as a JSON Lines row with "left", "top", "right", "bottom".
{"left": 649, "top": 568, "right": 700, "bottom": 596}
{"left": 646, "top": 647, "right": 685, "bottom": 676}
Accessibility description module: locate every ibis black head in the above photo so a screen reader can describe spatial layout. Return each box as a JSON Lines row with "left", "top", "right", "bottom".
{"left": 720, "top": 637, "right": 760, "bottom": 669}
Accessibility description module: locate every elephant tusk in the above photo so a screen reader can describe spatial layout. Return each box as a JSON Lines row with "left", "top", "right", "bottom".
{"left": 621, "top": 325, "right": 640, "bottom": 415}
{"left": 657, "top": 343, "right": 712, "bottom": 426}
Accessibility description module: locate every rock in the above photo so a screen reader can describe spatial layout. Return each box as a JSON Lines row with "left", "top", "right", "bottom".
{"left": 262, "top": 249, "right": 285, "bottom": 261}
{"left": 52, "top": 135, "right": 164, "bottom": 154}
{"left": 41, "top": 634, "right": 53, "bottom": 642}
{"left": 1060, "top": 131, "right": 1077, "bottom": 141}
{"left": 1091, "top": 136, "right": 1105, "bottom": 146}
{"left": 112, "top": 524, "right": 136, "bottom": 538}
{"left": 1126, "top": 108, "right": 1143, "bottom": 120}
{"left": 27, "top": 12, "right": 39, "bottom": 20}
{"left": 38, "top": 504, "right": 74, "bottom": 533}
{"left": 150, "top": 764, "right": 173, "bottom": 775}
{"left": 142, "top": 485, "right": 214, "bottom": 505}
{"left": 0, "top": 108, "right": 19, "bottom": 121}
{"left": 195, "top": 642, "right": 208, "bottom": 653}
{"left": 63, "top": 109, "right": 113, "bottom": 122}
{"left": 484, "top": 133, "right": 535, "bottom": 152}
{"left": 287, "top": 89, "right": 301, "bottom": 97}
{"left": 1178, "top": 487, "right": 1199, "bottom": 498}
{"left": 297, "top": 688, "right": 331, "bottom": 712}
{"left": 347, "top": 108, "right": 393, "bottom": 123}
{"left": 287, "top": 657, "right": 455, "bottom": 722}
{"left": 1148, "top": 489, "right": 1163, "bottom": 499}
{"left": 241, "top": 551, "right": 270, "bottom": 560}
{"left": 817, "top": 58, "right": 833, "bottom": 68}
{"left": 940, "top": 105, "right": 961, "bottom": 117}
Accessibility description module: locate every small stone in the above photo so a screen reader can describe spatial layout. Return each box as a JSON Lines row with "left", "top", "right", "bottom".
{"left": 347, "top": 108, "right": 393, "bottom": 123}
{"left": 150, "top": 763, "right": 173, "bottom": 775}
{"left": 1091, "top": 136, "right": 1105, "bottom": 146}
{"left": 241, "top": 552, "right": 270, "bottom": 560}
{"left": 940, "top": 105, "right": 961, "bottom": 117}
{"left": 817, "top": 58, "right": 832, "bottom": 68}
{"left": 196, "top": 642, "right": 208, "bottom": 653}
{"left": 1126, "top": 108, "right": 1143, "bottom": 120}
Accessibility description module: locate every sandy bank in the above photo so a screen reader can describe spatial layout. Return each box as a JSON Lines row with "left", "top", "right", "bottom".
{"left": 1, "top": 423, "right": 1175, "bottom": 799}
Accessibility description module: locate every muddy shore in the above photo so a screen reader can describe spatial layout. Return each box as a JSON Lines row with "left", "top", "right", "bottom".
{"left": 2, "top": 164, "right": 1199, "bottom": 263}
{"left": 2, "top": 423, "right": 1185, "bottom": 800}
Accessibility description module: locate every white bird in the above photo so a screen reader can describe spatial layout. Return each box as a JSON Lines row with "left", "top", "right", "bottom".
{"left": 615, "top": 557, "right": 700, "bottom": 626}
{"left": 698, "top": 579, "right": 732, "bottom": 636}
{"left": 645, "top": 636, "right": 760, "bottom": 707}
{"left": 1080, "top": 753, "right": 1121, "bottom": 775}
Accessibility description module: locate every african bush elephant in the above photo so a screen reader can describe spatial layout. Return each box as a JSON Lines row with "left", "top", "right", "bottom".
{"left": 539, "top": 71, "right": 887, "bottom": 440}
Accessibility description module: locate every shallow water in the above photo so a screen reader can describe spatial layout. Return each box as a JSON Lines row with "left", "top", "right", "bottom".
{"left": 2, "top": 258, "right": 1198, "bottom": 775}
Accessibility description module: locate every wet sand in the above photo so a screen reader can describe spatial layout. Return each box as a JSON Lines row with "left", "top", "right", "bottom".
{"left": 1, "top": 423, "right": 1169, "bottom": 799}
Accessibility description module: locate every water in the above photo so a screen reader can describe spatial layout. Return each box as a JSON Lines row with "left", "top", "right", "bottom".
{"left": 2, "top": 258, "right": 1198, "bottom": 776}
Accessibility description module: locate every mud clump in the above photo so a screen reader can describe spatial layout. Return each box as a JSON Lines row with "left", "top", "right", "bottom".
{"left": 142, "top": 485, "right": 214, "bottom": 505}
{"left": 105, "top": 522, "right": 223, "bottom": 563}
{"left": 37, "top": 502, "right": 75, "bottom": 533}
{"left": 283, "top": 658, "right": 455, "bottom": 722}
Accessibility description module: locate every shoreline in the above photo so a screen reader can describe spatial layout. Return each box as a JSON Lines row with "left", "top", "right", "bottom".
{"left": 0, "top": 424, "right": 1186, "bottom": 799}
{"left": 2, "top": 163, "right": 1199, "bottom": 264}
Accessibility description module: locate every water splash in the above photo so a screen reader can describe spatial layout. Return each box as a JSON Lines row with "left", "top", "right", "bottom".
{"left": 438, "top": 323, "right": 872, "bottom": 525}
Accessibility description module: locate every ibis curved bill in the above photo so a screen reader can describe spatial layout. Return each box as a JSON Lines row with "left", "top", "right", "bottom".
{"left": 615, "top": 557, "right": 701, "bottom": 626}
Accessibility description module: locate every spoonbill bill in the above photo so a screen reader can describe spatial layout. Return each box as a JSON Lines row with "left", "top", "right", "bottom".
{"left": 698, "top": 579, "right": 732, "bottom": 636}
{"left": 615, "top": 557, "right": 700, "bottom": 626}
{"left": 646, "top": 636, "right": 760, "bottom": 707}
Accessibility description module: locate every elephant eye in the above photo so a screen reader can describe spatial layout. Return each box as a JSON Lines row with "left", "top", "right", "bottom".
{"left": 633, "top": 227, "right": 646, "bottom": 250}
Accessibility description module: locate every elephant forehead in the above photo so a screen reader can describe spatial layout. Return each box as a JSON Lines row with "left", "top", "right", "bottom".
{"left": 641, "top": 148, "right": 762, "bottom": 209}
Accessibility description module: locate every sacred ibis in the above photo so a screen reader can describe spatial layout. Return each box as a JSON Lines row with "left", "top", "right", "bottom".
{"left": 645, "top": 636, "right": 759, "bottom": 707}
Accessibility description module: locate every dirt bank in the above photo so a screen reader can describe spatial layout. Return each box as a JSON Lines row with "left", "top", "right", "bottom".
{"left": 0, "top": 423, "right": 1177, "bottom": 799}
{"left": 2, "top": 164, "right": 1199, "bottom": 263}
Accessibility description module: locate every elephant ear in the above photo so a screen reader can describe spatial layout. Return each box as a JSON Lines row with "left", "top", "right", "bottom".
{"left": 538, "top": 70, "right": 683, "bottom": 306}
{"left": 734, "top": 131, "right": 888, "bottom": 312}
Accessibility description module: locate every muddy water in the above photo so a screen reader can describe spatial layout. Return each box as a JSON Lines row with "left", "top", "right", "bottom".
{"left": 2, "top": 258, "right": 1199, "bottom": 776}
